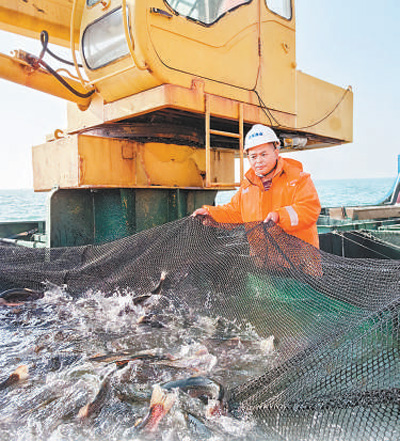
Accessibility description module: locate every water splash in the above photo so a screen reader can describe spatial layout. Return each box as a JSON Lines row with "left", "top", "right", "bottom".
{"left": 0, "top": 285, "right": 275, "bottom": 440}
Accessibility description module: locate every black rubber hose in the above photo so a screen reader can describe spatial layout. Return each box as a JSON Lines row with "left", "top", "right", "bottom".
{"left": 33, "top": 56, "right": 95, "bottom": 99}
{"left": 40, "top": 30, "right": 83, "bottom": 68}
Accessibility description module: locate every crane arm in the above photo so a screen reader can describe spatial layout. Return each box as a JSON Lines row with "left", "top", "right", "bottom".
{"left": 0, "top": 0, "right": 84, "bottom": 48}
{"left": 0, "top": 50, "right": 93, "bottom": 109}
{"left": 0, "top": 1, "right": 95, "bottom": 108}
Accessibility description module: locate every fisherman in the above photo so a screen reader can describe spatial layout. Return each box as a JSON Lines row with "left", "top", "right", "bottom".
{"left": 193, "top": 124, "right": 321, "bottom": 248}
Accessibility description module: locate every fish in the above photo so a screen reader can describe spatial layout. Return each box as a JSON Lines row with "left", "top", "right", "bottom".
{"left": 78, "top": 375, "right": 111, "bottom": 421}
{"left": 162, "top": 376, "right": 225, "bottom": 405}
{"left": 132, "top": 271, "right": 168, "bottom": 305}
{"left": 163, "top": 376, "right": 227, "bottom": 420}
{"left": 135, "top": 384, "right": 176, "bottom": 432}
{"left": 137, "top": 313, "right": 166, "bottom": 328}
{"left": 114, "top": 382, "right": 152, "bottom": 404}
{"left": 0, "top": 365, "right": 29, "bottom": 390}
{"left": 131, "top": 295, "right": 152, "bottom": 306}
{"left": 89, "top": 349, "right": 174, "bottom": 365}
{"left": 136, "top": 376, "right": 226, "bottom": 434}
{"left": 150, "top": 271, "right": 168, "bottom": 295}
{"left": 0, "top": 288, "right": 44, "bottom": 305}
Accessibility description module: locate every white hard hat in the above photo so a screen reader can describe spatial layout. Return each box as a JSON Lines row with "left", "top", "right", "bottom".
{"left": 244, "top": 124, "right": 280, "bottom": 151}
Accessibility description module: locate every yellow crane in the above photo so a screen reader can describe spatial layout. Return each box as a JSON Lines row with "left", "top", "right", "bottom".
{"left": 0, "top": 0, "right": 352, "bottom": 246}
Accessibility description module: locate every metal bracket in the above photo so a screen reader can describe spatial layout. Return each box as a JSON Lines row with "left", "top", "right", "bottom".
{"left": 150, "top": 8, "right": 173, "bottom": 18}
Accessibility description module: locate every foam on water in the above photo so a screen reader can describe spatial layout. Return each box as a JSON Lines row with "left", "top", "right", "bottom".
{"left": 0, "top": 285, "right": 276, "bottom": 440}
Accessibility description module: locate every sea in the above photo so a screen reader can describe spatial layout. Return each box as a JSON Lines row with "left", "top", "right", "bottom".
{"left": 0, "top": 177, "right": 397, "bottom": 222}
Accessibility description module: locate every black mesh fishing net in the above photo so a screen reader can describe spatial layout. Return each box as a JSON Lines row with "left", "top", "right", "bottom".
{"left": 0, "top": 217, "right": 399, "bottom": 440}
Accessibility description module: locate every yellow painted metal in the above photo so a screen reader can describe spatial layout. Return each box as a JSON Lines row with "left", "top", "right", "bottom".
{"left": 210, "top": 129, "right": 241, "bottom": 139}
{"left": 65, "top": 80, "right": 351, "bottom": 150}
{"left": 205, "top": 95, "right": 211, "bottom": 188}
{"left": 0, "top": 0, "right": 354, "bottom": 195}
{"left": 70, "top": 0, "right": 92, "bottom": 90}
{"left": 121, "top": 0, "right": 147, "bottom": 71}
{"left": 296, "top": 71, "right": 354, "bottom": 144}
{"left": 75, "top": 0, "right": 351, "bottom": 144}
{"left": 238, "top": 102, "right": 244, "bottom": 183}
{"left": 0, "top": 51, "right": 92, "bottom": 108}
{"left": 205, "top": 94, "right": 244, "bottom": 188}
{"left": 147, "top": 1, "right": 259, "bottom": 90}
{"left": 77, "top": 0, "right": 296, "bottom": 113}
{"left": 79, "top": 0, "right": 260, "bottom": 103}
{"left": 0, "top": 0, "right": 353, "bottom": 145}
{"left": 257, "top": 14, "right": 297, "bottom": 114}
{"left": 0, "top": 0, "right": 83, "bottom": 48}
{"left": 32, "top": 134, "right": 236, "bottom": 191}
{"left": 79, "top": 0, "right": 155, "bottom": 102}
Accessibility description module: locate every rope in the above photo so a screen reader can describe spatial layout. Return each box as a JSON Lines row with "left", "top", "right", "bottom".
{"left": 332, "top": 230, "right": 396, "bottom": 260}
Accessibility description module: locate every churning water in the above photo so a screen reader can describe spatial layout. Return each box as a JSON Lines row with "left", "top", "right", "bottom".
{"left": 0, "top": 285, "right": 277, "bottom": 440}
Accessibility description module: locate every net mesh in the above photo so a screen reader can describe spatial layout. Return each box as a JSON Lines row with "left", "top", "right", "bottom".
{"left": 0, "top": 217, "right": 399, "bottom": 440}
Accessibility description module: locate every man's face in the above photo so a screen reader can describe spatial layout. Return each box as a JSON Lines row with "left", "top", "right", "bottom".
{"left": 247, "top": 143, "right": 279, "bottom": 176}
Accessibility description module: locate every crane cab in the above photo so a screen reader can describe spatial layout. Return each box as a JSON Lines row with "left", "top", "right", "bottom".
{"left": 80, "top": 0, "right": 295, "bottom": 115}
{"left": 77, "top": 0, "right": 350, "bottom": 147}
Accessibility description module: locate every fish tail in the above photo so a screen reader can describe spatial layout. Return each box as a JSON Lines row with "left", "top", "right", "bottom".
{"left": 136, "top": 385, "right": 176, "bottom": 432}
{"left": 77, "top": 403, "right": 91, "bottom": 420}
{"left": 78, "top": 378, "right": 110, "bottom": 421}
{"left": 0, "top": 365, "right": 29, "bottom": 390}
{"left": 150, "top": 384, "right": 176, "bottom": 411}
{"left": 14, "top": 365, "right": 29, "bottom": 381}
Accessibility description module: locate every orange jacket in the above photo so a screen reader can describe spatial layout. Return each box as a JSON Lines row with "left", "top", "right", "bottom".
{"left": 204, "top": 157, "right": 321, "bottom": 248}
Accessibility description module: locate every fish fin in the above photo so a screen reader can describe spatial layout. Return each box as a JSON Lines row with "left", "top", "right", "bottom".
{"left": 150, "top": 271, "right": 168, "bottom": 295}
{"left": 132, "top": 295, "right": 151, "bottom": 305}
{"left": 134, "top": 417, "right": 143, "bottom": 428}
{"left": 78, "top": 378, "right": 110, "bottom": 421}
{"left": 14, "top": 365, "right": 29, "bottom": 381}
{"left": 137, "top": 315, "right": 149, "bottom": 324}
{"left": 150, "top": 385, "right": 176, "bottom": 412}
{"left": 2, "top": 365, "right": 29, "bottom": 387}
{"left": 77, "top": 403, "right": 90, "bottom": 420}
{"left": 206, "top": 399, "right": 221, "bottom": 418}
{"left": 135, "top": 386, "right": 176, "bottom": 432}
{"left": 115, "top": 360, "right": 129, "bottom": 369}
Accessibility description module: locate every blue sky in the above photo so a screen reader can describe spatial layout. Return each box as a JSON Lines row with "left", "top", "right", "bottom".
{"left": 0, "top": 0, "right": 399, "bottom": 188}
{"left": 291, "top": 0, "right": 400, "bottom": 179}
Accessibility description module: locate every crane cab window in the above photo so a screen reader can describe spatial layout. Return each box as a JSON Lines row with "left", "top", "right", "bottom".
{"left": 165, "top": 0, "right": 252, "bottom": 25}
{"left": 86, "top": 0, "right": 102, "bottom": 6}
{"left": 82, "top": 7, "right": 130, "bottom": 70}
{"left": 266, "top": 0, "right": 291, "bottom": 20}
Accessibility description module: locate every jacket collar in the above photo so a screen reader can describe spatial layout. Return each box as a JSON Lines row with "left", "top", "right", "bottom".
{"left": 244, "top": 157, "right": 285, "bottom": 189}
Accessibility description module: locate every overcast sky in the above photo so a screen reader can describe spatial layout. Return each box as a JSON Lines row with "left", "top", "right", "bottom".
{"left": 0, "top": 0, "right": 399, "bottom": 188}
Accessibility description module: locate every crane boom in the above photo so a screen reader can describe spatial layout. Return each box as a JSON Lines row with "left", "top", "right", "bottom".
{"left": 0, "top": 0, "right": 83, "bottom": 48}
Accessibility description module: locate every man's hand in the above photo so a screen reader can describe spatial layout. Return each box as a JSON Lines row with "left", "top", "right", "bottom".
{"left": 192, "top": 208, "right": 209, "bottom": 217}
{"left": 264, "top": 211, "right": 279, "bottom": 223}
